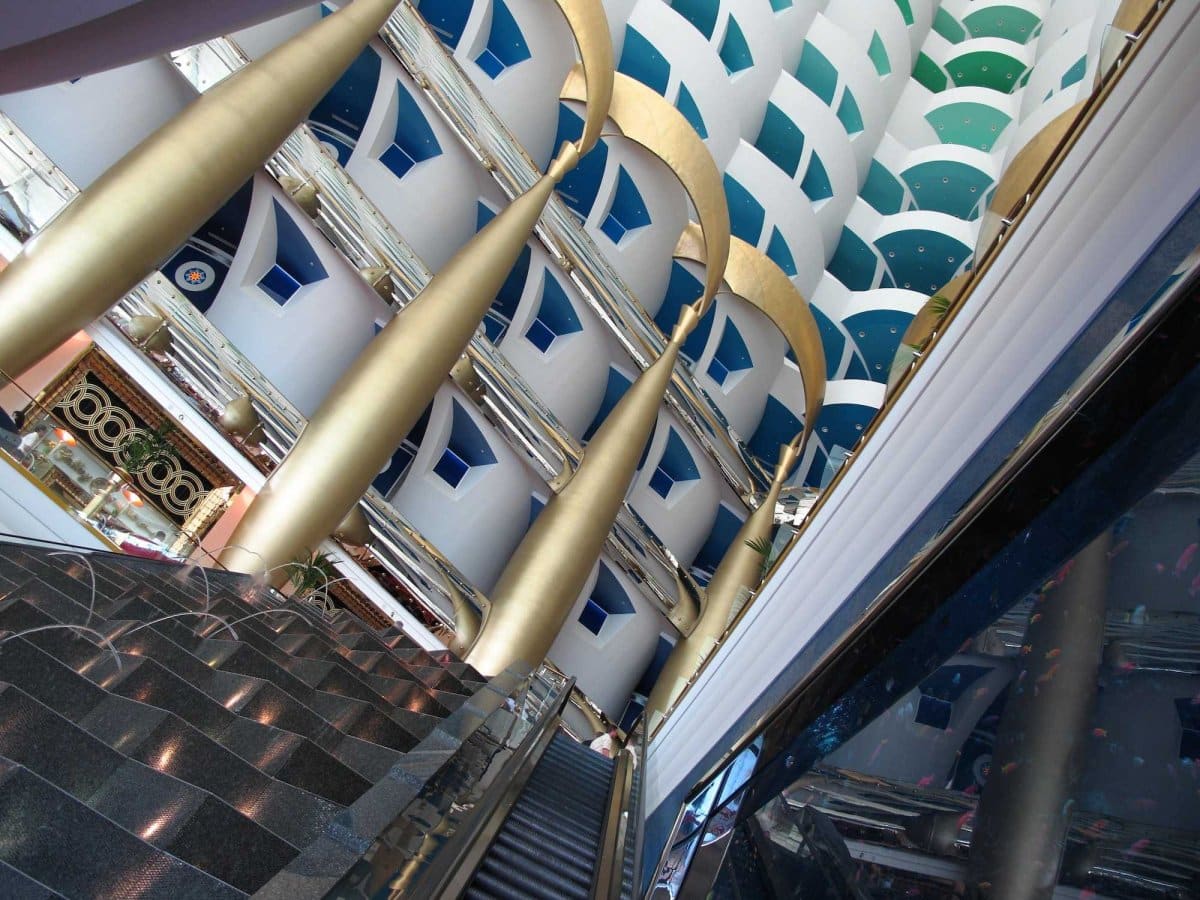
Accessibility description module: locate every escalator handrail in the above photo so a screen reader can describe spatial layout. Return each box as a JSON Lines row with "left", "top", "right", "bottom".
{"left": 407, "top": 674, "right": 577, "bottom": 899}
{"left": 592, "top": 744, "right": 635, "bottom": 899}
{"left": 630, "top": 721, "right": 648, "bottom": 900}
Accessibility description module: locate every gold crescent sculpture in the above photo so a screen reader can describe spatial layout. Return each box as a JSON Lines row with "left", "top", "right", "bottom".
{"left": 674, "top": 223, "right": 825, "bottom": 449}
{"left": 552, "top": 0, "right": 614, "bottom": 157}
{"left": 561, "top": 67, "right": 730, "bottom": 314}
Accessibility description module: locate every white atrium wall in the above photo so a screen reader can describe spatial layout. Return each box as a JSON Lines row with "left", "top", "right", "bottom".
{"left": 0, "top": 0, "right": 1128, "bottom": 727}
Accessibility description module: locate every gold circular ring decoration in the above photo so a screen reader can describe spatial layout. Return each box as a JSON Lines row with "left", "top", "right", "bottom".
{"left": 561, "top": 67, "right": 730, "bottom": 316}
{"left": 551, "top": 0, "right": 614, "bottom": 158}
{"left": 673, "top": 223, "right": 826, "bottom": 451}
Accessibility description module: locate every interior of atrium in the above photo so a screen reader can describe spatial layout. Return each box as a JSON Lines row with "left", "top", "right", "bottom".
{"left": 0, "top": 0, "right": 1197, "bottom": 897}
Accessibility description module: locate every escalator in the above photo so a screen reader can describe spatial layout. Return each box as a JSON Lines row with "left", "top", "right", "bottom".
{"left": 465, "top": 730, "right": 614, "bottom": 900}
{"left": 334, "top": 671, "right": 644, "bottom": 900}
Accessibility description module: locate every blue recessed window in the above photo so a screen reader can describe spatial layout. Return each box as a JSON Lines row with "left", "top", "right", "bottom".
{"left": 617, "top": 26, "right": 670, "bottom": 94}
{"left": 378, "top": 82, "right": 442, "bottom": 180}
{"left": 524, "top": 272, "right": 582, "bottom": 353}
{"left": 723, "top": 174, "right": 765, "bottom": 244}
{"left": 473, "top": 0, "right": 531, "bottom": 79}
{"left": 836, "top": 89, "right": 864, "bottom": 135}
{"left": 655, "top": 261, "right": 714, "bottom": 364}
{"left": 719, "top": 18, "right": 754, "bottom": 74}
{"left": 675, "top": 83, "right": 708, "bottom": 139}
{"left": 914, "top": 665, "right": 992, "bottom": 730}
{"left": 308, "top": 46, "right": 382, "bottom": 164}
{"left": 707, "top": 318, "right": 753, "bottom": 389}
{"left": 600, "top": 166, "right": 652, "bottom": 245}
{"left": 749, "top": 395, "right": 804, "bottom": 469}
{"left": 552, "top": 104, "right": 608, "bottom": 218}
{"left": 258, "top": 200, "right": 328, "bottom": 306}
{"left": 374, "top": 404, "right": 430, "bottom": 494}
{"left": 670, "top": 0, "right": 719, "bottom": 39}
{"left": 801, "top": 152, "right": 834, "bottom": 202}
{"left": 1061, "top": 55, "right": 1087, "bottom": 90}
{"left": 795, "top": 41, "right": 838, "bottom": 105}
{"left": 648, "top": 428, "right": 700, "bottom": 500}
{"left": 414, "top": 0, "right": 472, "bottom": 49}
{"left": 1176, "top": 698, "right": 1200, "bottom": 761}
{"left": 579, "top": 599, "right": 608, "bottom": 635}
{"left": 578, "top": 564, "right": 635, "bottom": 635}
{"left": 528, "top": 494, "right": 546, "bottom": 528}
{"left": 433, "top": 400, "right": 497, "bottom": 489}
{"left": 766, "top": 227, "right": 797, "bottom": 277}
{"left": 478, "top": 202, "right": 532, "bottom": 344}
{"left": 754, "top": 103, "right": 804, "bottom": 177}
{"left": 433, "top": 448, "right": 471, "bottom": 487}
{"left": 584, "top": 366, "right": 633, "bottom": 442}
{"left": 691, "top": 503, "right": 746, "bottom": 584}
{"left": 868, "top": 31, "right": 891, "bottom": 77}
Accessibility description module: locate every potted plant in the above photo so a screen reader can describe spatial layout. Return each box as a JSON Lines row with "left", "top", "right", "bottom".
{"left": 119, "top": 423, "right": 178, "bottom": 475}
{"left": 285, "top": 550, "right": 337, "bottom": 601}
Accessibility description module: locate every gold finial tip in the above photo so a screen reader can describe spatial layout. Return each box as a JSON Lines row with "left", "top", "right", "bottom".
{"left": 669, "top": 301, "right": 703, "bottom": 345}
{"left": 547, "top": 141, "right": 582, "bottom": 182}
{"left": 774, "top": 440, "right": 802, "bottom": 485}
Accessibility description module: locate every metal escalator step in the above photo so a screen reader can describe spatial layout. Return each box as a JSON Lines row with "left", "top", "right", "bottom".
{"left": 492, "top": 830, "right": 593, "bottom": 890}
{"left": 504, "top": 807, "right": 599, "bottom": 854}
{"left": 472, "top": 861, "right": 584, "bottom": 900}
{"left": 477, "top": 847, "right": 590, "bottom": 900}
{"left": 510, "top": 792, "right": 605, "bottom": 838}
{"left": 489, "top": 830, "right": 592, "bottom": 897}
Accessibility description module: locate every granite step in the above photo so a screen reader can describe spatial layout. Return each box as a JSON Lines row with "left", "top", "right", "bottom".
{"left": 0, "top": 757, "right": 246, "bottom": 899}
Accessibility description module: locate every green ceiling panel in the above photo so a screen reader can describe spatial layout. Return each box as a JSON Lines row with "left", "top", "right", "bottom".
{"left": 1061, "top": 55, "right": 1087, "bottom": 89}
{"left": 932, "top": 8, "right": 966, "bottom": 44}
{"left": 894, "top": 0, "right": 914, "bottom": 27}
{"left": 962, "top": 6, "right": 1042, "bottom": 45}
{"left": 901, "top": 159, "right": 994, "bottom": 219}
{"left": 828, "top": 226, "right": 881, "bottom": 291}
{"left": 754, "top": 102, "right": 804, "bottom": 177}
{"left": 719, "top": 17, "right": 754, "bottom": 74}
{"left": 913, "top": 51, "right": 948, "bottom": 93}
{"left": 796, "top": 41, "right": 839, "bottom": 105}
{"left": 801, "top": 152, "right": 834, "bottom": 202}
{"left": 875, "top": 228, "right": 970, "bottom": 294}
{"left": 862, "top": 159, "right": 906, "bottom": 214}
{"left": 947, "top": 49, "right": 1028, "bottom": 93}
{"left": 926, "top": 102, "right": 1012, "bottom": 151}
{"left": 868, "top": 32, "right": 891, "bottom": 77}
{"left": 670, "top": 0, "right": 719, "bottom": 40}
{"left": 836, "top": 90, "right": 864, "bottom": 135}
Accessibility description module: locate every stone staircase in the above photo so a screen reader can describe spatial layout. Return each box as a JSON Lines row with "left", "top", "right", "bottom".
{"left": 0, "top": 541, "right": 489, "bottom": 898}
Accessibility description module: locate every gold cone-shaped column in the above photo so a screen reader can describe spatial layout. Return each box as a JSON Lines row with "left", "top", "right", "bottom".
{"left": 220, "top": 144, "right": 582, "bottom": 575}
{"left": 0, "top": 0, "right": 400, "bottom": 378}
{"left": 644, "top": 440, "right": 800, "bottom": 732}
{"left": 467, "top": 304, "right": 704, "bottom": 676}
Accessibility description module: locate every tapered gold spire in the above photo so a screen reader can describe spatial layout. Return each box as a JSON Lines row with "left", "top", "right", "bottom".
{"left": 466, "top": 304, "right": 704, "bottom": 676}
{"left": 0, "top": 0, "right": 401, "bottom": 378}
{"left": 644, "top": 440, "right": 800, "bottom": 732}
{"left": 220, "top": 143, "right": 582, "bottom": 576}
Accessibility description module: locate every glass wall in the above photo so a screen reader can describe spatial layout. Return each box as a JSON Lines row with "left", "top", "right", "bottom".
{"left": 652, "top": 253, "right": 1200, "bottom": 898}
